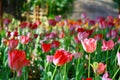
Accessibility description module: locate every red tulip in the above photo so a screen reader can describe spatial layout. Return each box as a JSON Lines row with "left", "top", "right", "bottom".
{"left": 74, "top": 36, "right": 81, "bottom": 44}
{"left": 41, "top": 43, "right": 51, "bottom": 53}
{"left": 20, "top": 35, "right": 30, "bottom": 44}
{"left": 94, "top": 34, "right": 103, "bottom": 40}
{"left": 81, "top": 38, "right": 97, "bottom": 53}
{"left": 77, "top": 28, "right": 85, "bottom": 33}
{"left": 8, "top": 38, "right": 19, "bottom": 50}
{"left": 82, "top": 78, "right": 92, "bottom": 80}
{"left": 51, "top": 40, "right": 60, "bottom": 48}
{"left": 48, "top": 19, "right": 57, "bottom": 26}
{"left": 102, "top": 40, "right": 114, "bottom": 51}
{"left": 29, "top": 22, "right": 38, "bottom": 29}
{"left": 19, "top": 21, "right": 28, "bottom": 28}
{"left": 11, "top": 31, "right": 18, "bottom": 37}
{"left": 53, "top": 49, "right": 73, "bottom": 66}
{"left": 8, "top": 49, "right": 29, "bottom": 77}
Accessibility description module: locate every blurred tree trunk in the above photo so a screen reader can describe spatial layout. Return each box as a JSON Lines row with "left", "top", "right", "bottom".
{"left": 0, "top": 0, "right": 3, "bottom": 29}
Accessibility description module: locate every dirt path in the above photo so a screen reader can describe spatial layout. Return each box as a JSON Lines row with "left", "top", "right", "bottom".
{"left": 70, "top": 0, "right": 118, "bottom": 20}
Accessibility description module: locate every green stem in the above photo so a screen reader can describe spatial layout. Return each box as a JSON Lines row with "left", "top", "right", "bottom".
{"left": 51, "top": 65, "right": 57, "bottom": 80}
{"left": 76, "top": 59, "right": 80, "bottom": 80}
{"left": 95, "top": 73, "right": 98, "bottom": 80}
{"left": 63, "top": 64, "right": 66, "bottom": 80}
{"left": 88, "top": 54, "right": 91, "bottom": 78}
{"left": 106, "top": 51, "right": 108, "bottom": 70}
{"left": 112, "top": 68, "right": 120, "bottom": 80}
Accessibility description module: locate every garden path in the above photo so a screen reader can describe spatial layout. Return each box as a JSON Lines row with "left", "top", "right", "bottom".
{"left": 70, "top": 0, "right": 118, "bottom": 20}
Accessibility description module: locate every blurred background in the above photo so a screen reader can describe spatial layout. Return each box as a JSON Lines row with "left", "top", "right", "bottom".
{"left": 0, "top": 0, "right": 120, "bottom": 20}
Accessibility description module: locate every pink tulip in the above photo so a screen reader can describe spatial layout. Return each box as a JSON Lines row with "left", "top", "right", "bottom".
{"left": 102, "top": 40, "right": 114, "bottom": 51}
{"left": 20, "top": 35, "right": 30, "bottom": 44}
{"left": 46, "top": 55, "right": 53, "bottom": 63}
{"left": 77, "top": 32, "right": 89, "bottom": 41}
{"left": 102, "top": 71, "right": 112, "bottom": 80}
{"left": 117, "top": 52, "right": 120, "bottom": 67}
{"left": 81, "top": 38, "right": 97, "bottom": 53}
{"left": 96, "top": 63, "right": 106, "bottom": 75}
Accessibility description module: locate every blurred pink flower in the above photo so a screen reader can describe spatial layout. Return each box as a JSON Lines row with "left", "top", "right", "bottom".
{"left": 102, "top": 71, "right": 112, "bottom": 80}
{"left": 20, "top": 35, "right": 30, "bottom": 44}
{"left": 46, "top": 55, "right": 53, "bottom": 63}
{"left": 117, "top": 52, "right": 120, "bottom": 67}
{"left": 73, "top": 52, "right": 82, "bottom": 59}
{"left": 74, "top": 36, "right": 81, "bottom": 44}
{"left": 77, "top": 32, "right": 89, "bottom": 41}
{"left": 81, "top": 38, "right": 97, "bottom": 53}
{"left": 102, "top": 40, "right": 114, "bottom": 51}
{"left": 106, "top": 30, "right": 118, "bottom": 39}
{"left": 91, "top": 62, "right": 106, "bottom": 75}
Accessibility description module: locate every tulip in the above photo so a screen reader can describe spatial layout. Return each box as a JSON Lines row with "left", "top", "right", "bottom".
{"left": 94, "top": 34, "right": 103, "bottom": 40}
{"left": 3, "top": 18, "right": 11, "bottom": 25}
{"left": 117, "top": 52, "right": 120, "bottom": 67}
{"left": 102, "top": 71, "right": 112, "bottom": 80}
{"left": 41, "top": 43, "right": 51, "bottom": 53}
{"left": 91, "top": 62, "right": 106, "bottom": 75}
{"left": 46, "top": 55, "right": 53, "bottom": 63}
{"left": 48, "top": 19, "right": 57, "bottom": 26}
{"left": 102, "top": 40, "right": 114, "bottom": 51}
{"left": 55, "top": 15, "right": 62, "bottom": 22}
{"left": 77, "top": 32, "right": 89, "bottom": 41}
{"left": 51, "top": 40, "right": 60, "bottom": 48}
{"left": 81, "top": 38, "right": 97, "bottom": 53}
{"left": 74, "top": 36, "right": 81, "bottom": 44}
{"left": 53, "top": 49, "right": 73, "bottom": 66}
{"left": 81, "top": 38, "right": 97, "bottom": 78}
{"left": 19, "top": 35, "right": 30, "bottom": 44}
{"left": 19, "top": 21, "right": 28, "bottom": 28}
{"left": 106, "top": 30, "right": 118, "bottom": 39}
{"left": 8, "top": 49, "right": 29, "bottom": 77}
{"left": 8, "top": 38, "right": 19, "bottom": 50}
{"left": 59, "top": 31, "right": 65, "bottom": 38}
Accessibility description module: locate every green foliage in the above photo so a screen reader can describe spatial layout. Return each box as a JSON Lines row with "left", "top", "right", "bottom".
{"left": 22, "top": 0, "right": 74, "bottom": 17}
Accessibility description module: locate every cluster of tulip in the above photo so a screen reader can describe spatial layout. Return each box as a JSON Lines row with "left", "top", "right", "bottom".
{"left": 0, "top": 14, "right": 120, "bottom": 80}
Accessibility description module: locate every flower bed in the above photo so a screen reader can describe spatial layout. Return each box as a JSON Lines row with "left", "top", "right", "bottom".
{"left": 0, "top": 14, "right": 120, "bottom": 80}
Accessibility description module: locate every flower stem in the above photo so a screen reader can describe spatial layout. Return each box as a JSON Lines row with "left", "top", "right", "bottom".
{"left": 112, "top": 68, "right": 120, "bottom": 80}
{"left": 88, "top": 54, "right": 91, "bottom": 78}
{"left": 51, "top": 65, "right": 57, "bottom": 80}
{"left": 63, "top": 64, "right": 66, "bottom": 80}
{"left": 106, "top": 51, "right": 108, "bottom": 70}
{"left": 76, "top": 59, "right": 80, "bottom": 80}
